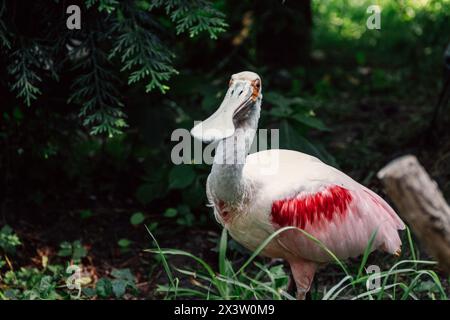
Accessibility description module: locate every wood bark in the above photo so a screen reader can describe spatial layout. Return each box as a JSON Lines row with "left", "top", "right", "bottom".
{"left": 377, "top": 155, "right": 450, "bottom": 273}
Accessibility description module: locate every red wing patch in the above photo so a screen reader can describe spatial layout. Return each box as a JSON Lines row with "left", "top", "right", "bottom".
{"left": 271, "top": 185, "right": 353, "bottom": 229}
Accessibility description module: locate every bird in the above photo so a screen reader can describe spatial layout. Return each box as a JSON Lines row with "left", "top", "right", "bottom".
{"left": 190, "top": 71, "right": 405, "bottom": 299}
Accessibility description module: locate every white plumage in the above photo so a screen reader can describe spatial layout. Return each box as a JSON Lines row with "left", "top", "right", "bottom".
{"left": 191, "top": 71, "right": 405, "bottom": 299}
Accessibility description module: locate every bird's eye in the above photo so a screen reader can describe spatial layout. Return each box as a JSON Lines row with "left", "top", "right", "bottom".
{"left": 254, "top": 79, "right": 261, "bottom": 89}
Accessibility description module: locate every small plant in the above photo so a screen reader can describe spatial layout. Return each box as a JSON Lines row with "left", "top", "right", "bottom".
{"left": 57, "top": 241, "right": 87, "bottom": 262}
{"left": 0, "top": 265, "right": 66, "bottom": 300}
{"left": 0, "top": 225, "right": 21, "bottom": 254}
{"left": 117, "top": 238, "right": 132, "bottom": 253}
{"left": 130, "top": 212, "right": 146, "bottom": 225}
{"left": 95, "top": 269, "right": 138, "bottom": 299}
{"left": 163, "top": 206, "right": 196, "bottom": 227}
{"left": 0, "top": 262, "right": 139, "bottom": 300}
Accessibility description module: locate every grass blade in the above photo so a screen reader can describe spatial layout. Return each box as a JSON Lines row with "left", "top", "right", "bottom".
{"left": 356, "top": 228, "right": 378, "bottom": 279}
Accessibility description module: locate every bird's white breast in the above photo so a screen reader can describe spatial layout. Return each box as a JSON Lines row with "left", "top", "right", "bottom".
{"left": 211, "top": 149, "right": 367, "bottom": 259}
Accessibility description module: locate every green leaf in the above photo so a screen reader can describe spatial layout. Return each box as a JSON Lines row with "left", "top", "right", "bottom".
{"left": 163, "top": 208, "right": 178, "bottom": 218}
{"left": 79, "top": 210, "right": 94, "bottom": 219}
{"left": 69, "top": 33, "right": 126, "bottom": 136}
{"left": 130, "top": 212, "right": 145, "bottom": 225}
{"left": 168, "top": 165, "right": 195, "bottom": 189}
{"left": 8, "top": 47, "right": 43, "bottom": 106}
{"left": 176, "top": 213, "right": 195, "bottom": 226}
{"left": 57, "top": 242, "right": 72, "bottom": 257}
{"left": 292, "top": 113, "right": 330, "bottom": 131}
{"left": 111, "top": 279, "right": 127, "bottom": 298}
{"left": 135, "top": 182, "right": 165, "bottom": 205}
{"left": 175, "top": 205, "right": 194, "bottom": 226}
{"left": 111, "top": 268, "right": 135, "bottom": 282}
{"left": 1, "top": 225, "right": 13, "bottom": 235}
{"left": 72, "top": 243, "right": 87, "bottom": 261}
{"left": 82, "top": 287, "right": 96, "bottom": 298}
{"left": 118, "top": 239, "right": 132, "bottom": 248}
{"left": 279, "top": 120, "right": 335, "bottom": 165}
{"left": 265, "top": 92, "right": 293, "bottom": 112}
{"left": 96, "top": 278, "right": 112, "bottom": 298}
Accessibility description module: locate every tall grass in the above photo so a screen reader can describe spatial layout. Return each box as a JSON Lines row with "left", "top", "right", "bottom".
{"left": 146, "top": 226, "right": 448, "bottom": 300}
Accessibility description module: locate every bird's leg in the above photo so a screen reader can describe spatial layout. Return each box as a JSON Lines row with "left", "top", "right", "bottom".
{"left": 289, "top": 259, "right": 317, "bottom": 300}
{"left": 286, "top": 271, "right": 296, "bottom": 296}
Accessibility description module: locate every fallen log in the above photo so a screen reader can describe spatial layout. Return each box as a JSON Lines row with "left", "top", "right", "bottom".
{"left": 378, "top": 155, "right": 450, "bottom": 273}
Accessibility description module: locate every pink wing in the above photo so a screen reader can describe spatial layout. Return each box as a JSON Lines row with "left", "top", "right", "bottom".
{"left": 270, "top": 185, "right": 405, "bottom": 263}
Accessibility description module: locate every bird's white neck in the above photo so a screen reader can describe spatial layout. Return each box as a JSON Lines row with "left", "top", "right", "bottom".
{"left": 210, "top": 108, "right": 260, "bottom": 204}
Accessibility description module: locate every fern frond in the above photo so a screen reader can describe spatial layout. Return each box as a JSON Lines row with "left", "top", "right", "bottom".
{"left": 1, "top": 0, "right": 227, "bottom": 136}
{"left": 8, "top": 46, "right": 43, "bottom": 106}
{"left": 69, "top": 35, "right": 127, "bottom": 137}
{"left": 85, "top": 0, "right": 120, "bottom": 13}
{"left": 109, "top": 3, "right": 177, "bottom": 93}
{"left": 149, "top": 0, "right": 227, "bottom": 39}
{"left": 0, "top": 2, "right": 10, "bottom": 49}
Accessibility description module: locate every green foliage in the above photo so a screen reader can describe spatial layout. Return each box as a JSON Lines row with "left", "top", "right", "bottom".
{"left": 130, "top": 212, "right": 146, "bottom": 225}
{"left": 7, "top": 47, "right": 43, "bottom": 107}
{"left": 312, "top": 0, "right": 450, "bottom": 94}
{"left": 264, "top": 92, "right": 335, "bottom": 165}
{"left": 0, "top": 0, "right": 227, "bottom": 135}
{"left": 163, "top": 208, "right": 178, "bottom": 218}
{"left": 163, "top": 205, "right": 196, "bottom": 227}
{"left": 0, "top": 3, "right": 11, "bottom": 49}
{"left": 1, "top": 266, "right": 63, "bottom": 300}
{"left": 96, "top": 269, "right": 138, "bottom": 298}
{"left": 0, "top": 228, "right": 138, "bottom": 300}
{"left": 168, "top": 165, "right": 196, "bottom": 189}
{"left": 86, "top": 0, "right": 120, "bottom": 13}
{"left": 148, "top": 0, "right": 228, "bottom": 39}
{"left": 0, "top": 225, "right": 21, "bottom": 254}
{"left": 118, "top": 238, "right": 132, "bottom": 249}
{"left": 149, "top": 228, "right": 448, "bottom": 300}
{"left": 57, "top": 241, "right": 88, "bottom": 262}
{"left": 68, "top": 34, "right": 127, "bottom": 136}
{"left": 0, "top": 262, "right": 138, "bottom": 300}
{"left": 108, "top": 2, "right": 177, "bottom": 94}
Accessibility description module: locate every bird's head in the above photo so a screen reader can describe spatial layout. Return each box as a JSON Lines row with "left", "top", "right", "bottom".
{"left": 191, "top": 71, "right": 262, "bottom": 143}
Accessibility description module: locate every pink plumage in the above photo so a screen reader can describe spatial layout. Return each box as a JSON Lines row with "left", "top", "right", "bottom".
{"left": 209, "top": 149, "right": 405, "bottom": 299}
{"left": 267, "top": 183, "right": 404, "bottom": 264}
{"left": 192, "top": 71, "right": 406, "bottom": 299}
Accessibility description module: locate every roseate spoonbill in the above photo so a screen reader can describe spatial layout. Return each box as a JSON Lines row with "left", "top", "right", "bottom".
{"left": 190, "top": 71, "right": 405, "bottom": 299}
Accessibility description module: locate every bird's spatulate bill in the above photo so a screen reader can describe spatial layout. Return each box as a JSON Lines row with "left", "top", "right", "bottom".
{"left": 190, "top": 80, "right": 254, "bottom": 143}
